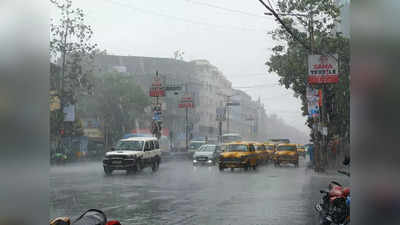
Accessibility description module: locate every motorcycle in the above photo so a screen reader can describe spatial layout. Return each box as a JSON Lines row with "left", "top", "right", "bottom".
{"left": 50, "top": 209, "right": 121, "bottom": 225}
{"left": 315, "top": 157, "right": 350, "bottom": 225}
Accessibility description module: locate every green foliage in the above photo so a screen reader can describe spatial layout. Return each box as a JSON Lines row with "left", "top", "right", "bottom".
{"left": 266, "top": 0, "right": 350, "bottom": 142}
{"left": 50, "top": 0, "right": 98, "bottom": 141}
{"left": 78, "top": 72, "right": 151, "bottom": 143}
{"left": 50, "top": 0, "right": 97, "bottom": 104}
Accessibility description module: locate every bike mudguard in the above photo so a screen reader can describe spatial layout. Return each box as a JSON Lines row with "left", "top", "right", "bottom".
{"left": 71, "top": 209, "right": 107, "bottom": 225}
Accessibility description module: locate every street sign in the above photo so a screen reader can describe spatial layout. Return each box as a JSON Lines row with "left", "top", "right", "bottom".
{"left": 308, "top": 54, "right": 339, "bottom": 84}
{"left": 179, "top": 102, "right": 194, "bottom": 108}
{"left": 226, "top": 102, "right": 240, "bottom": 106}
{"left": 322, "top": 127, "right": 328, "bottom": 136}
{"left": 179, "top": 95, "right": 194, "bottom": 108}
{"left": 63, "top": 104, "right": 75, "bottom": 122}
{"left": 149, "top": 87, "right": 165, "bottom": 97}
{"left": 165, "top": 86, "right": 182, "bottom": 91}
{"left": 149, "top": 73, "right": 166, "bottom": 97}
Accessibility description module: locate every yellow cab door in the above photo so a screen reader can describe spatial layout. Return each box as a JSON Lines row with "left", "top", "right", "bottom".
{"left": 248, "top": 144, "right": 257, "bottom": 166}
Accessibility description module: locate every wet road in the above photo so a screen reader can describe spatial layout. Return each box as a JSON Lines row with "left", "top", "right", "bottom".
{"left": 50, "top": 158, "right": 326, "bottom": 225}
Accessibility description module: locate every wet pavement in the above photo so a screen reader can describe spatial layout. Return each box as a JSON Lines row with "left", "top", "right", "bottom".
{"left": 50, "top": 157, "right": 348, "bottom": 225}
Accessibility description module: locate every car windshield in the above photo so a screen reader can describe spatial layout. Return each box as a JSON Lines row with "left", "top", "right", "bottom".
{"left": 189, "top": 142, "right": 205, "bottom": 149}
{"left": 199, "top": 145, "right": 216, "bottom": 152}
{"left": 255, "top": 145, "right": 265, "bottom": 150}
{"left": 115, "top": 140, "right": 144, "bottom": 151}
{"left": 297, "top": 145, "right": 304, "bottom": 149}
{"left": 227, "top": 144, "right": 248, "bottom": 152}
{"left": 277, "top": 145, "right": 297, "bottom": 151}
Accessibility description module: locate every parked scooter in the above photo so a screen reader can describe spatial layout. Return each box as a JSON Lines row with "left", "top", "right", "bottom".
{"left": 315, "top": 156, "right": 350, "bottom": 225}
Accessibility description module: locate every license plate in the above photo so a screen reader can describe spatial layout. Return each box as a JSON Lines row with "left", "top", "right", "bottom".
{"left": 112, "top": 160, "right": 122, "bottom": 164}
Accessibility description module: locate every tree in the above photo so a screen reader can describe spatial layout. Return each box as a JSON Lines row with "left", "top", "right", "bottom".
{"left": 264, "top": 0, "right": 350, "bottom": 156}
{"left": 50, "top": 0, "right": 98, "bottom": 148}
{"left": 173, "top": 50, "right": 185, "bottom": 60}
{"left": 78, "top": 72, "right": 151, "bottom": 145}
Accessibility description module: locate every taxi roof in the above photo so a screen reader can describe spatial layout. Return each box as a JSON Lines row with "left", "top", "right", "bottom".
{"left": 277, "top": 143, "right": 297, "bottom": 146}
{"left": 225, "top": 141, "right": 252, "bottom": 145}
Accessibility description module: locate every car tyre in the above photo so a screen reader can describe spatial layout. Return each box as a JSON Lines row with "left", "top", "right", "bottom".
{"left": 152, "top": 159, "right": 159, "bottom": 172}
{"left": 252, "top": 164, "right": 257, "bottom": 170}
{"left": 104, "top": 167, "right": 112, "bottom": 175}
{"left": 136, "top": 159, "right": 143, "bottom": 171}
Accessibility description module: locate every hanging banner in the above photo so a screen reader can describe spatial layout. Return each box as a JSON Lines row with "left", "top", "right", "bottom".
{"left": 306, "top": 87, "right": 320, "bottom": 117}
{"left": 308, "top": 54, "right": 339, "bottom": 84}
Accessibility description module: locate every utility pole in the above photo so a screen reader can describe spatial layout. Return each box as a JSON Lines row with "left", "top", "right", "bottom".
{"left": 179, "top": 83, "right": 193, "bottom": 151}
{"left": 217, "top": 92, "right": 239, "bottom": 134}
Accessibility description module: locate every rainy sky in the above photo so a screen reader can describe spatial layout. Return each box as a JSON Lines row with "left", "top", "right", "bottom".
{"left": 51, "top": 0, "right": 309, "bottom": 134}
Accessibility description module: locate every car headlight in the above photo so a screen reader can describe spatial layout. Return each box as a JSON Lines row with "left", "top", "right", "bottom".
{"left": 207, "top": 160, "right": 212, "bottom": 163}
{"left": 193, "top": 160, "right": 197, "bottom": 163}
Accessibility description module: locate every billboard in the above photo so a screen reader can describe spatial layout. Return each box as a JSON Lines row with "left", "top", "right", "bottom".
{"left": 308, "top": 54, "right": 339, "bottom": 84}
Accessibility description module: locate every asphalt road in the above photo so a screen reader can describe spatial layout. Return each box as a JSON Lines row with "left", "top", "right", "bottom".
{"left": 50, "top": 157, "right": 348, "bottom": 225}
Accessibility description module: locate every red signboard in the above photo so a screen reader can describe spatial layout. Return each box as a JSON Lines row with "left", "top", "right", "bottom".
{"left": 308, "top": 75, "right": 339, "bottom": 84}
{"left": 149, "top": 87, "right": 165, "bottom": 97}
{"left": 179, "top": 95, "right": 194, "bottom": 108}
{"left": 308, "top": 54, "right": 339, "bottom": 84}
{"left": 179, "top": 102, "right": 193, "bottom": 108}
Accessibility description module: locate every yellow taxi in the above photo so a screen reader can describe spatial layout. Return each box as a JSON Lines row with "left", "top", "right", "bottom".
{"left": 296, "top": 144, "right": 306, "bottom": 158}
{"left": 254, "top": 142, "right": 268, "bottom": 164}
{"left": 218, "top": 141, "right": 258, "bottom": 171}
{"left": 265, "top": 143, "right": 276, "bottom": 161}
{"left": 273, "top": 143, "right": 299, "bottom": 167}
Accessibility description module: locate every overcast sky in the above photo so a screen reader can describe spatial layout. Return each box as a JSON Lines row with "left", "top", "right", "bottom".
{"left": 51, "top": 0, "right": 309, "bottom": 134}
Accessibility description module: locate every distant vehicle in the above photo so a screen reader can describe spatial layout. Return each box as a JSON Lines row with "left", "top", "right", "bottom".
{"left": 192, "top": 144, "right": 221, "bottom": 166}
{"left": 218, "top": 141, "right": 258, "bottom": 171}
{"left": 268, "top": 138, "right": 290, "bottom": 145}
{"left": 103, "top": 137, "right": 161, "bottom": 175}
{"left": 222, "top": 133, "right": 242, "bottom": 143}
{"left": 273, "top": 143, "right": 299, "bottom": 167}
{"left": 253, "top": 142, "right": 268, "bottom": 165}
{"left": 264, "top": 143, "right": 276, "bottom": 161}
{"left": 188, "top": 140, "right": 206, "bottom": 153}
